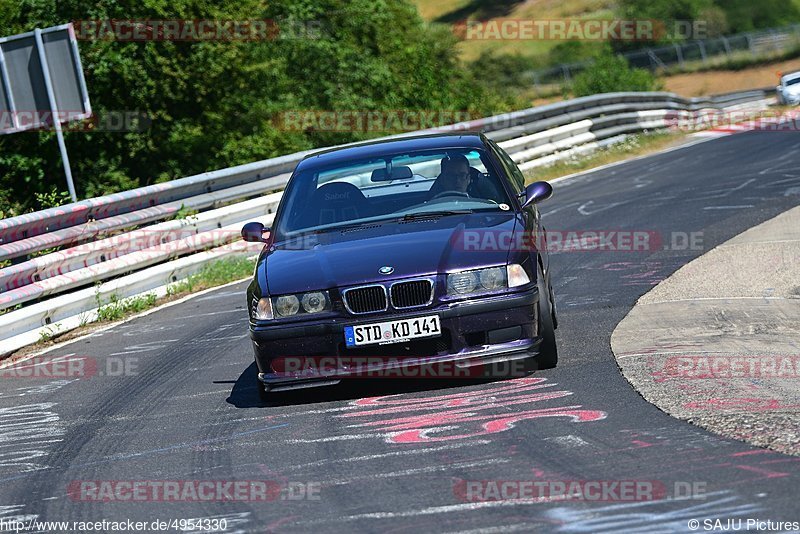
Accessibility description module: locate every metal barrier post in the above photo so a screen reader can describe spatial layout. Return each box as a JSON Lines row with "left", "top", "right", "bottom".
{"left": 34, "top": 28, "right": 78, "bottom": 202}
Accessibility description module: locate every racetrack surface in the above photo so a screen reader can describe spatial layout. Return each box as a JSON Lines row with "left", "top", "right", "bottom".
{"left": 2, "top": 131, "right": 800, "bottom": 532}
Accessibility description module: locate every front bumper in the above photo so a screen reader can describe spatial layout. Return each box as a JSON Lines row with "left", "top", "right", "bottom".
{"left": 780, "top": 92, "right": 800, "bottom": 105}
{"left": 250, "top": 287, "right": 541, "bottom": 391}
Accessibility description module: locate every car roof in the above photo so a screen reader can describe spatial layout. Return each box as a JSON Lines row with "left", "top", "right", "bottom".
{"left": 296, "top": 133, "right": 489, "bottom": 172}
{"left": 782, "top": 71, "right": 800, "bottom": 81}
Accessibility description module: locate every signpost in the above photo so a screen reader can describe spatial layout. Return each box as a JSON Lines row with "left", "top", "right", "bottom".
{"left": 0, "top": 23, "right": 92, "bottom": 202}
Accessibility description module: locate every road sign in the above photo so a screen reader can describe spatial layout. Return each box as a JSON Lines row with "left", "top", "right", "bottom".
{"left": 0, "top": 24, "right": 92, "bottom": 202}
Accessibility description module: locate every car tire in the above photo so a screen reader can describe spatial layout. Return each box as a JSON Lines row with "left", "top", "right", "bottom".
{"left": 535, "top": 264, "right": 558, "bottom": 370}
{"left": 548, "top": 276, "right": 559, "bottom": 330}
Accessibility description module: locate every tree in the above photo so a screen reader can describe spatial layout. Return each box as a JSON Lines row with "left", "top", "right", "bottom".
{"left": 713, "top": 0, "right": 800, "bottom": 34}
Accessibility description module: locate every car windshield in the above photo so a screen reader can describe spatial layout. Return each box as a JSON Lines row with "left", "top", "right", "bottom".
{"left": 274, "top": 147, "right": 512, "bottom": 237}
{"left": 785, "top": 77, "right": 800, "bottom": 86}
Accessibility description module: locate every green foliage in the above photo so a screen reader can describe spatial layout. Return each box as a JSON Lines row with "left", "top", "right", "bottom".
{"left": 524, "top": 131, "right": 681, "bottom": 183}
{"left": 33, "top": 256, "right": 254, "bottom": 336}
{"left": 571, "top": 51, "right": 661, "bottom": 96}
{"left": 21, "top": 256, "right": 254, "bottom": 347}
{"left": 664, "top": 42, "right": 800, "bottom": 74}
{"left": 95, "top": 292, "right": 157, "bottom": 322}
{"left": 715, "top": 0, "right": 800, "bottom": 34}
{"left": 618, "top": 0, "right": 713, "bottom": 25}
{"left": 614, "top": 0, "right": 712, "bottom": 49}
{"left": 0, "top": 303, "right": 21, "bottom": 315}
{"left": 167, "top": 256, "right": 255, "bottom": 296}
{"left": 467, "top": 50, "right": 539, "bottom": 105}
{"left": 549, "top": 40, "right": 605, "bottom": 65}
{"left": 38, "top": 322, "right": 63, "bottom": 343}
{"left": 0, "top": 0, "right": 497, "bottom": 217}
{"left": 616, "top": 0, "right": 800, "bottom": 46}
{"left": 172, "top": 204, "right": 199, "bottom": 221}
{"left": 34, "top": 187, "right": 72, "bottom": 211}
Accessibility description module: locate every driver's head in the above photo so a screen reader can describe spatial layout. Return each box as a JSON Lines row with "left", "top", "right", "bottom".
{"left": 440, "top": 154, "right": 471, "bottom": 192}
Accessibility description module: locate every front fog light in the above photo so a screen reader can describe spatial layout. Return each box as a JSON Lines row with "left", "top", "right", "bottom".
{"left": 448, "top": 271, "right": 478, "bottom": 294}
{"left": 274, "top": 295, "right": 300, "bottom": 317}
{"left": 507, "top": 264, "right": 531, "bottom": 287}
{"left": 254, "top": 298, "right": 273, "bottom": 320}
{"left": 301, "top": 292, "right": 328, "bottom": 313}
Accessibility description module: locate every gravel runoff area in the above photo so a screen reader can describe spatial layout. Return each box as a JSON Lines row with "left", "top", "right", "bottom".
{"left": 612, "top": 205, "right": 800, "bottom": 455}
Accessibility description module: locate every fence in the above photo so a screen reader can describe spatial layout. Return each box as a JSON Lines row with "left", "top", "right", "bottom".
{"left": 532, "top": 25, "right": 800, "bottom": 87}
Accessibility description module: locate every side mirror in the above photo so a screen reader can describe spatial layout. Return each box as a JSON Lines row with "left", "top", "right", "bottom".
{"left": 241, "top": 222, "right": 271, "bottom": 243}
{"left": 521, "top": 181, "right": 553, "bottom": 209}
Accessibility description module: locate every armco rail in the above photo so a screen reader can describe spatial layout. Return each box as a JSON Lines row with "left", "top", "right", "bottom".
{"left": 0, "top": 196, "right": 280, "bottom": 308}
{"left": 0, "top": 90, "right": 774, "bottom": 355}
{"left": 0, "top": 193, "right": 282, "bottom": 292}
{"left": 0, "top": 174, "right": 290, "bottom": 261}
{"left": 0, "top": 240, "right": 265, "bottom": 352}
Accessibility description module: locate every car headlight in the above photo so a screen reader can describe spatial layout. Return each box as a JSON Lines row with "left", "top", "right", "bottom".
{"left": 301, "top": 292, "right": 327, "bottom": 313}
{"left": 447, "top": 271, "right": 478, "bottom": 294}
{"left": 479, "top": 267, "right": 507, "bottom": 290}
{"left": 275, "top": 295, "right": 300, "bottom": 317}
{"left": 447, "top": 264, "right": 527, "bottom": 296}
{"left": 260, "top": 291, "right": 331, "bottom": 319}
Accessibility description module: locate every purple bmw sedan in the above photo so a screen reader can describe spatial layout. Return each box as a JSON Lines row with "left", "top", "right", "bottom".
{"left": 242, "top": 133, "right": 558, "bottom": 397}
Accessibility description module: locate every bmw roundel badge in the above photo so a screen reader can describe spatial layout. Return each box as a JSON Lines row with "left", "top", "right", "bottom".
{"left": 379, "top": 266, "right": 394, "bottom": 275}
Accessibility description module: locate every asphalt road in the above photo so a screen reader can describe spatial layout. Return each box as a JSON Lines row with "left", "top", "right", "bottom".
{"left": 2, "top": 131, "right": 800, "bottom": 533}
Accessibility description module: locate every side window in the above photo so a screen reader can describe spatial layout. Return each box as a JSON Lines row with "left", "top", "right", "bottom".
{"left": 488, "top": 139, "right": 525, "bottom": 193}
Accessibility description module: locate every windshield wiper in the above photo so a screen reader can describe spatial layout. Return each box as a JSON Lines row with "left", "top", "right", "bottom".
{"left": 401, "top": 210, "right": 473, "bottom": 221}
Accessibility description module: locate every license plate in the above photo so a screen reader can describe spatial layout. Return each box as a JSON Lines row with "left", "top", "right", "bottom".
{"left": 344, "top": 315, "right": 441, "bottom": 347}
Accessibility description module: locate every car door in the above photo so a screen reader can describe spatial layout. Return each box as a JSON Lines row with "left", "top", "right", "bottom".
{"left": 485, "top": 139, "right": 551, "bottom": 278}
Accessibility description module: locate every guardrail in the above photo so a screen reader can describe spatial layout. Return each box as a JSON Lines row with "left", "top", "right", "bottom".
{"left": 0, "top": 89, "right": 775, "bottom": 355}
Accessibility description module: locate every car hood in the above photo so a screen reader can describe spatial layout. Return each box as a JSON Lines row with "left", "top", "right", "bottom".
{"left": 263, "top": 212, "right": 520, "bottom": 295}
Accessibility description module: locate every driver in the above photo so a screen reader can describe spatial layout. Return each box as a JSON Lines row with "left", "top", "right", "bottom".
{"left": 429, "top": 154, "right": 471, "bottom": 198}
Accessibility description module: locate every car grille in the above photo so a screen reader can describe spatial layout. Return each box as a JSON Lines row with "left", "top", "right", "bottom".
{"left": 343, "top": 285, "right": 387, "bottom": 314}
{"left": 390, "top": 279, "right": 433, "bottom": 309}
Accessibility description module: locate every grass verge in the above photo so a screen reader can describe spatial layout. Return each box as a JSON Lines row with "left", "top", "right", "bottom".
{"left": 166, "top": 256, "right": 255, "bottom": 296}
{"left": 15, "top": 256, "right": 256, "bottom": 352}
{"left": 95, "top": 292, "right": 158, "bottom": 323}
{"left": 524, "top": 131, "right": 688, "bottom": 183}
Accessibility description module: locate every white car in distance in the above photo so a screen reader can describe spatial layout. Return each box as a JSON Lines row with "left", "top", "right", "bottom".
{"left": 777, "top": 71, "right": 800, "bottom": 105}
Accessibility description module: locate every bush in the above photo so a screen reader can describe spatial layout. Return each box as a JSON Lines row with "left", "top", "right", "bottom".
{"left": 571, "top": 51, "right": 661, "bottom": 96}
{"left": 467, "top": 50, "right": 541, "bottom": 107}
{"left": 34, "top": 187, "right": 72, "bottom": 211}
{"left": 716, "top": 0, "right": 800, "bottom": 34}
{"left": 548, "top": 40, "right": 599, "bottom": 65}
